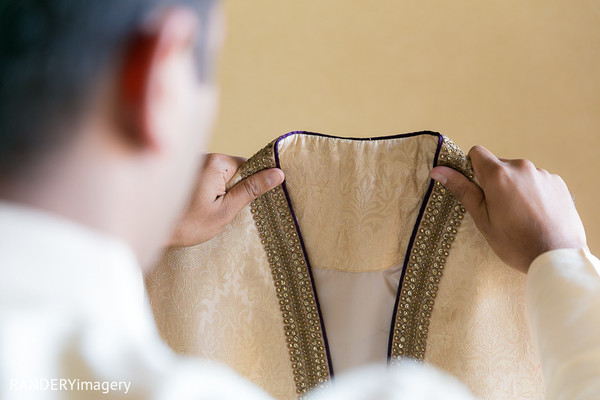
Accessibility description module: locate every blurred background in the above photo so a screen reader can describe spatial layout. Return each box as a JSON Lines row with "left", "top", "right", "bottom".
{"left": 210, "top": 0, "right": 600, "bottom": 253}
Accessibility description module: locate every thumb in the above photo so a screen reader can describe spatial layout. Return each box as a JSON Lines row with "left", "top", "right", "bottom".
{"left": 430, "top": 166, "right": 487, "bottom": 222}
{"left": 221, "top": 168, "right": 285, "bottom": 218}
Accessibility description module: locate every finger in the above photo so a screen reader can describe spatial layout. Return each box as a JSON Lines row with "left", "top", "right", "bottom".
{"left": 220, "top": 168, "right": 285, "bottom": 220}
{"left": 430, "top": 166, "right": 487, "bottom": 222}
{"left": 507, "top": 158, "right": 535, "bottom": 170}
{"left": 202, "top": 154, "right": 247, "bottom": 183}
{"left": 197, "top": 154, "right": 248, "bottom": 200}
{"left": 468, "top": 145, "right": 502, "bottom": 185}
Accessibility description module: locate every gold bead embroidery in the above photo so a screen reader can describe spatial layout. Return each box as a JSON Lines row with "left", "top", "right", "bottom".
{"left": 241, "top": 134, "right": 474, "bottom": 393}
{"left": 390, "top": 135, "right": 473, "bottom": 362}
{"left": 240, "top": 141, "right": 330, "bottom": 396}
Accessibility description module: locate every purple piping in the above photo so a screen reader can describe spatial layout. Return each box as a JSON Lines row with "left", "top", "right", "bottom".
{"left": 386, "top": 133, "right": 444, "bottom": 360}
{"left": 274, "top": 134, "right": 336, "bottom": 377}
{"left": 273, "top": 130, "right": 443, "bottom": 375}
{"left": 278, "top": 130, "right": 440, "bottom": 142}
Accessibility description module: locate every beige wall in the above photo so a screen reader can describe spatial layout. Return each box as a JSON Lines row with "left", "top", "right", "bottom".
{"left": 210, "top": 0, "right": 600, "bottom": 253}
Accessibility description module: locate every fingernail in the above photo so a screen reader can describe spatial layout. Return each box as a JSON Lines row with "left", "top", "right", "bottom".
{"left": 266, "top": 169, "right": 284, "bottom": 187}
{"left": 430, "top": 170, "right": 447, "bottom": 185}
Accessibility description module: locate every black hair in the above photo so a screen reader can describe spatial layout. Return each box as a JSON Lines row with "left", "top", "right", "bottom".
{"left": 0, "top": 0, "right": 216, "bottom": 177}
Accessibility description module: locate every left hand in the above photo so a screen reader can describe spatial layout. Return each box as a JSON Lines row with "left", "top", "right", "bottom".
{"left": 168, "top": 153, "right": 285, "bottom": 247}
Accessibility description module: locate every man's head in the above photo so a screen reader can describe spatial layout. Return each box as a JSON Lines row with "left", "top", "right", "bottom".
{"left": 0, "top": 0, "right": 222, "bottom": 269}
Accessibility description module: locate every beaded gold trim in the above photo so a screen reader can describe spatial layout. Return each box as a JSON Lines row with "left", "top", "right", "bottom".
{"left": 390, "top": 135, "right": 473, "bottom": 362}
{"left": 241, "top": 134, "right": 473, "bottom": 388}
{"left": 240, "top": 141, "right": 330, "bottom": 397}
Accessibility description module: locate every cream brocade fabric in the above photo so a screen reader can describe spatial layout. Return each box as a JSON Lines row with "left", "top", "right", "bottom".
{"left": 146, "top": 132, "right": 544, "bottom": 400}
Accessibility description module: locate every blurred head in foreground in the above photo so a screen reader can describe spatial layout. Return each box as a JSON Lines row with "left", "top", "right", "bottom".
{"left": 0, "top": 0, "right": 222, "bottom": 270}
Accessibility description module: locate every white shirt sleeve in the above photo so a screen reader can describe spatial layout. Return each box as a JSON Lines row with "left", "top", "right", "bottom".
{"left": 526, "top": 248, "right": 600, "bottom": 400}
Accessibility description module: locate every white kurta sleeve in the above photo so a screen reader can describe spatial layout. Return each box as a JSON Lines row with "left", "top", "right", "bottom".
{"left": 527, "top": 248, "right": 600, "bottom": 400}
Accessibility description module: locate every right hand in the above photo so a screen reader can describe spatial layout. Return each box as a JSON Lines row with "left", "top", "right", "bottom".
{"left": 430, "top": 145, "right": 587, "bottom": 274}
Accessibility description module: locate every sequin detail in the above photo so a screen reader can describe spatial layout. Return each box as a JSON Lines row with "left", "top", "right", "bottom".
{"left": 240, "top": 141, "right": 330, "bottom": 397}
{"left": 390, "top": 135, "right": 472, "bottom": 362}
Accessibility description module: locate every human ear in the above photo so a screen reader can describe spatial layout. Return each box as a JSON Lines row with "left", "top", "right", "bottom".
{"left": 117, "top": 7, "right": 199, "bottom": 150}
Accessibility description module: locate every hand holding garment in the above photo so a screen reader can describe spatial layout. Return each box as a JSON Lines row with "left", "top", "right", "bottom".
{"left": 146, "top": 131, "right": 544, "bottom": 400}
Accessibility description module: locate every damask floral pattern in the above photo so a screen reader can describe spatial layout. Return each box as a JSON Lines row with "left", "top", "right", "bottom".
{"left": 146, "top": 206, "right": 297, "bottom": 400}
{"left": 279, "top": 133, "right": 438, "bottom": 273}
{"left": 147, "top": 131, "right": 544, "bottom": 400}
{"left": 425, "top": 213, "right": 544, "bottom": 399}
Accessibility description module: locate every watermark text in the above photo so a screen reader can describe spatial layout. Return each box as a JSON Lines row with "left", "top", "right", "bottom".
{"left": 10, "top": 378, "right": 131, "bottom": 395}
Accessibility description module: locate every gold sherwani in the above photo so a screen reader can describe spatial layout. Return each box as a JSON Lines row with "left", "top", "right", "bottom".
{"left": 146, "top": 131, "right": 544, "bottom": 400}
